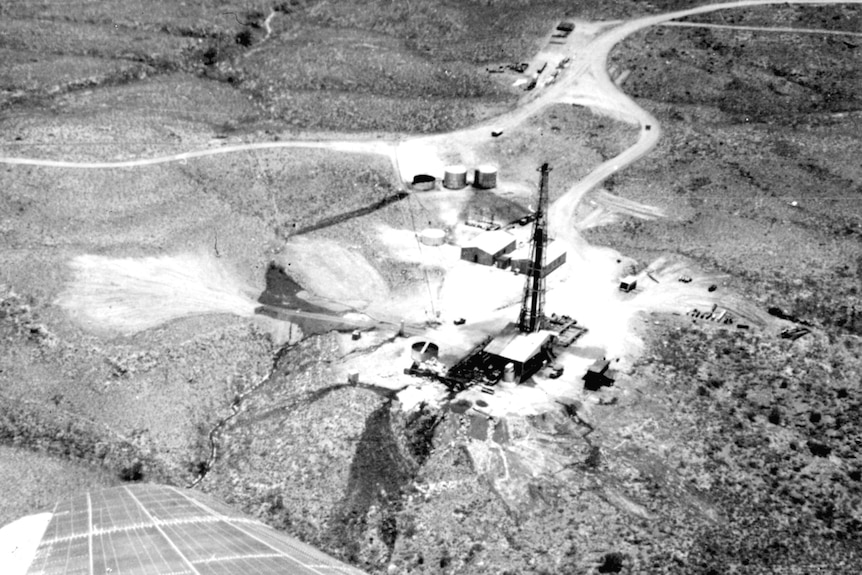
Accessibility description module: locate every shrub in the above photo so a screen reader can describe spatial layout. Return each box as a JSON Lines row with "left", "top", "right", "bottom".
{"left": 598, "top": 551, "right": 625, "bottom": 573}
{"left": 235, "top": 29, "right": 253, "bottom": 47}
{"left": 119, "top": 460, "right": 144, "bottom": 482}
{"left": 585, "top": 445, "right": 602, "bottom": 469}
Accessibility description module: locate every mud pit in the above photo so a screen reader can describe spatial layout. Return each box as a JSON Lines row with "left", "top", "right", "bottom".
{"left": 56, "top": 253, "right": 258, "bottom": 335}
{"left": 257, "top": 262, "right": 333, "bottom": 315}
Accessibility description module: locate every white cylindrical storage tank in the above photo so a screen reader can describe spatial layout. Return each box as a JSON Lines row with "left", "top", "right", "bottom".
{"left": 419, "top": 228, "right": 445, "bottom": 247}
{"left": 443, "top": 164, "right": 467, "bottom": 189}
{"left": 411, "top": 341, "right": 440, "bottom": 363}
{"left": 412, "top": 174, "right": 436, "bottom": 191}
{"left": 474, "top": 164, "right": 498, "bottom": 189}
{"left": 503, "top": 362, "right": 516, "bottom": 383}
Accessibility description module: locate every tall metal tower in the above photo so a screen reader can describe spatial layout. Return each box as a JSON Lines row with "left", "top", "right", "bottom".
{"left": 518, "top": 163, "right": 551, "bottom": 333}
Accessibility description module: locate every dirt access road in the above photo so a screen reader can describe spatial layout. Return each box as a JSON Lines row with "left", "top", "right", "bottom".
{"left": 1, "top": 0, "right": 851, "bottom": 221}
{"left": 1, "top": 0, "right": 853, "bottom": 340}
{"left": 660, "top": 19, "right": 862, "bottom": 37}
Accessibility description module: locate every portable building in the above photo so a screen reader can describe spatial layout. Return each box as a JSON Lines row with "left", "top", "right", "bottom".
{"left": 619, "top": 275, "right": 638, "bottom": 292}
{"left": 509, "top": 240, "right": 567, "bottom": 277}
{"left": 460, "top": 229, "right": 516, "bottom": 266}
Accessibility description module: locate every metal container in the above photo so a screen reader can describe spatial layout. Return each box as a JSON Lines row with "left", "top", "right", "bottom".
{"left": 443, "top": 165, "right": 468, "bottom": 189}
{"left": 412, "top": 174, "right": 436, "bottom": 191}
{"left": 411, "top": 340, "right": 439, "bottom": 363}
{"left": 474, "top": 164, "right": 498, "bottom": 189}
{"left": 419, "top": 228, "right": 445, "bottom": 247}
{"left": 503, "top": 362, "right": 516, "bottom": 383}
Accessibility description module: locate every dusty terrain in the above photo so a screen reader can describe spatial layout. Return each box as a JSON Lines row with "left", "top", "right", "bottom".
{"left": 0, "top": 446, "right": 118, "bottom": 528}
{"left": 56, "top": 253, "right": 259, "bottom": 335}
{"left": 595, "top": 5, "right": 862, "bottom": 338}
{"left": 1, "top": 1, "right": 861, "bottom": 574}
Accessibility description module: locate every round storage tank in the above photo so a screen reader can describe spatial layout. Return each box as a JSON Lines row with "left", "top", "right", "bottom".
{"left": 411, "top": 340, "right": 439, "bottom": 363}
{"left": 503, "top": 362, "right": 516, "bottom": 383}
{"left": 412, "top": 174, "right": 436, "bottom": 191}
{"left": 443, "top": 165, "right": 467, "bottom": 189}
{"left": 419, "top": 228, "right": 445, "bottom": 247}
{"left": 474, "top": 165, "right": 498, "bottom": 189}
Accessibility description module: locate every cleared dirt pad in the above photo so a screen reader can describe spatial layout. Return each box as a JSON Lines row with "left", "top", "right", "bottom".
{"left": 56, "top": 253, "right": 258, "bottom": 335}
{"left": 276, "top": 237, "right": 390, "bottom": 310}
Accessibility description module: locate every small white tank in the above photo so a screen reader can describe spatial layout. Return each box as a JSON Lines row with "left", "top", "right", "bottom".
{"left": 443, "top": 165, "right": 468, "bottom": 189}
{"left": 411, "top": 341, "right": 439, "bottom": 363}
{"left": 419, "top": 228, "right": 445, "bottom": 247}
{"left": 412, "top": 174, "right": 436, "bottom": 191}
{"left": 503, "top": 362, "right": 516, "bottom": 383}
{"left": 474, "top": 164, "right": 498, "bottom": 189}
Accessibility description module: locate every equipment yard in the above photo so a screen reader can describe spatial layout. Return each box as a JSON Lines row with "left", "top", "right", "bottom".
{"left": 1, "top": 1, "right": 861, "bottom": 574}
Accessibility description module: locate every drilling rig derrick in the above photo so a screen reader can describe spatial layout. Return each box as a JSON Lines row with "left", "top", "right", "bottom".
{"left": 518, "top": 163, "right": 551, "bottom": 333}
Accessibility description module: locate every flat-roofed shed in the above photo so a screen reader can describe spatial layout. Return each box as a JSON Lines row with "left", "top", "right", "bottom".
{"left": 484, "top": 324, "right": 556, "bottom": 382}
{"left": 509, "top": 239, "right": 567, "bottom": 277}
{"left": 460, "top": 230, "right": 516, "bottom": 266}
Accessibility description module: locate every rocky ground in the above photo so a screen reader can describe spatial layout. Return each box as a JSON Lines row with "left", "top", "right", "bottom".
{"left": 0, "top": 445, "right": 118, "bottom": 528}
{"left": 1, "top": 2, "right": 860, "bottom": 574}
{"left": 595, "top": 3, "right": 861, "bottom": 336}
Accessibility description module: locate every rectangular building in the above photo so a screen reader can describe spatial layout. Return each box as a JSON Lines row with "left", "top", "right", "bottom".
{"left": 509, "top": 240, "right": 567, "bottom": 277}
{"left": 460, "top": 229, "right": 516, "bottom": 267}
{"left": 483, "top": 324, "right": 556, "bottom": 383}
{"left": 619, "top": 275, "right": 638, "bottom": 292}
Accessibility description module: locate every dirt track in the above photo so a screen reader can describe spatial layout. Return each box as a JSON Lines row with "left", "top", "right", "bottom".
{"left": 1, "top": 0, "right": 850, "bottom": 208}
{"left": 5, "top": 0, "right": 855, "bottom": 338}
{"left": 660, "top": 20, "right": 862, "bottom": 37}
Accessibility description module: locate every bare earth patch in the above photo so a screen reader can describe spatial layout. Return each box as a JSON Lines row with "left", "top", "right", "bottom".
{"left": 55, "top": 253, "right": 258, "bottom": 335}
{"left": 276, "top": 237, "right": 390, "bottom": 310}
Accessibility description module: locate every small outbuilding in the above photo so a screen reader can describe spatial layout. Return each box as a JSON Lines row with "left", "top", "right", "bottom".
{"left": 583, "top": 358, "right": 616, "bottom": 390}
{"left": 619, "top": 275, "right": 638, "bottom": 292}
{"left": 460, "top": 229, "right": 516, "bottom": 266}
{"left": 509, "top": 240, "right": 567, "bottom": 277}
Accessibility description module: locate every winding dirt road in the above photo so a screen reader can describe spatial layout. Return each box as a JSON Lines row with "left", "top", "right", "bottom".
{"left": 661, "top": 20, "right": 862, "bottom": 37}
{"left": 0, "top": 140, "right": 394, "bottom": 169}
{"left": 0, "top": 0, "right": 855, "bottom": 231}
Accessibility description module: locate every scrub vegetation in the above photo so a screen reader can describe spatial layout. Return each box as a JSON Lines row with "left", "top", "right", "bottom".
{"left": 592, "top": 4, "right": 862, "bottom": 336}
{"left": 1, "top": 1, "right": 860, "bottom": 574}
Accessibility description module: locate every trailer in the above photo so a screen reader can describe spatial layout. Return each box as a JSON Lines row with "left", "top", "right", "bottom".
{"left": 619, "top": 275, "right": 638, "bottom": 293}
{"left": 583, "top": 359, "right": 615, "bottom": 390}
